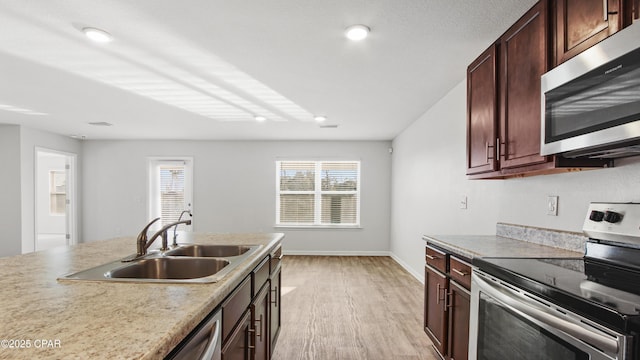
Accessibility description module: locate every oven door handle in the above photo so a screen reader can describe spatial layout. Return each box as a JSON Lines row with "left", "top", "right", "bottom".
{"left": 475, "top": 273, "right": 619, "bottom": 356}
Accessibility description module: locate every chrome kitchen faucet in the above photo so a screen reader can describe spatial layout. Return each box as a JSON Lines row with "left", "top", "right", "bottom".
{"left": 124, "top": 218, "right": 193, "bottom": 261}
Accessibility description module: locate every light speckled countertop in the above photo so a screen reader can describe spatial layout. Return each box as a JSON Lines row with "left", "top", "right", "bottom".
{"left": 423, "top": 234, "right": 583, "bottom": 260}
{"left": 0, "top": 232, "right": 283, "bottom": 360}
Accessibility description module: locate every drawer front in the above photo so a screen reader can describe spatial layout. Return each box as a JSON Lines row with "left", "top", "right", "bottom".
{"left": 221, "top": 276, "right": 251, "bottom": 344}
{"left": 449, "top": 256, "right": 472, "bottom": 290}
{"left": 425, "top": 246, "right": 448, "bottom": 273}
{"left": 270, "top": 246, "right": 282, "bottom": 275}
{"left": 253, "top": 256, "right": 270, "bottom": 295}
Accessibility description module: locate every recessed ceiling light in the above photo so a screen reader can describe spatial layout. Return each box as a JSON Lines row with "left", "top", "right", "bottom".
{"left": 88, "top": 121, "right": 113, "bottom": 126}
{"left": 345, "top": 24, "right": 370, "bottom": 41}
{"left": 82, "top": 27, "right": 113, "bottom": 43}
{"left": 255, "top": 115, "right": 267, "bottom": 122}
{"left": 314, "top": 115, "right": 327, "bottom": 122}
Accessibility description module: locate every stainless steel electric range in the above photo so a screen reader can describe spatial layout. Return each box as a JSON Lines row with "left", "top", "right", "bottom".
{"left": 470, "top": 202, "right": 640, "bottom": 360}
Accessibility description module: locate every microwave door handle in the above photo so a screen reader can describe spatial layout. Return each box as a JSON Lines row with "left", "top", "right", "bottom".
{"left": 474, "top": 273, "right": 619, "bottom": 355}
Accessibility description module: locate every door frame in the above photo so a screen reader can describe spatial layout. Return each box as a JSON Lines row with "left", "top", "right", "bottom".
{"left": 34, "top": 147, "right": 78, "bottom": 249}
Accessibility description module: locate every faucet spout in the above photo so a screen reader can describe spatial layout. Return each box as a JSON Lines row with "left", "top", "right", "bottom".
{"left": 136, "top": 217, "right": 161, "bottom": 257}
{"left": 173, "top": 210, "right": 193, "bottom": 246}
{"left": 134, "top": 218, "right": 192, "bottom": 258}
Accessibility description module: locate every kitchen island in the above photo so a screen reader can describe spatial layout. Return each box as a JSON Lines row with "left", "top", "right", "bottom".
{"left": 0, "top": 232, "right": 283, "bottom": 359}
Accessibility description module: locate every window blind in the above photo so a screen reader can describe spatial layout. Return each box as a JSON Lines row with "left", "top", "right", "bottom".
{"left": 159, "top": 165, "right": 185, "bottom": 227}
{"left": 277, "top": 160, "right": 360, "bottom": 226}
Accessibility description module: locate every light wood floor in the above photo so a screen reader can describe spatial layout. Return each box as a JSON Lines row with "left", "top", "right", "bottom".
{"left": 271, "top": 256, "right": 439, "bottom": 360}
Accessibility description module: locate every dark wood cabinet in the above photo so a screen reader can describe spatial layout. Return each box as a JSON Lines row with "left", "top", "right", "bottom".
{"left": 221, "top": 252, "right": 280, "bottom": 360}
{"left": 222, "top": 310, "right": 252, "bottom": 360}
{"left": 466, "top": 44, "right": 498, "bottom": 176}
{"left": 424, "top": 245, "right": 471, "bottom": 360}
{"left": 251, "top": 283, "right": 270, "bottom": 360}
{"left": 499, "top": 0, "right": 550, "bottom": 170}
{"left": 425, "top": 265, "right": 448, "bottom": 356}
{"left": 466, "top": 0, "right": 610, "bottom": 179}
{"left": 555, "top": 0, "right": 628, "bottom": 65}
{"left": 269, "top": 247, "right": 282, "bottom": 355}
{"left": 447, "top": 281, "right": 470, "bottom": 360}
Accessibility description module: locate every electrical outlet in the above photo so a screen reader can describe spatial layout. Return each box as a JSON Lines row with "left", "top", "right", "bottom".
{"left": 547, "top": 196, "right": 558, "bottom": 216}
{"left": 460, "top": 195, "right": 468, "bottom": 210}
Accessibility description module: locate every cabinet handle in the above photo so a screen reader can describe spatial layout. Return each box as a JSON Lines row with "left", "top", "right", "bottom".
{"left": 271, "top": 286, "right": 278, "bottom": 307}
{"left": 247, "top": 327, "right": 256, "bottom": 352}
{"left": 496, "top": 137, "right": 501, "bottom": 160}
{"left": 486, "top": 142, "right": 490, "bottom": 162}
{"left": 255, "top": 314, "right": 263, "bottom": 341}
{"left": 436, "top": 283, "right": 447, "bottom": 305}
{"left": 425, "top": 254, "right": 438, "bottom": 260}
{"left": 445, "top": 290, "right": 454, "bottom": 309}
{"left": 486, "top": 142, "right": 495, "bottom": 162}
{"left": 452, "top": 268, "right": 469, "bottom": 277}
{"left": 603, "top": 0, "right": 608, "bottom": 21}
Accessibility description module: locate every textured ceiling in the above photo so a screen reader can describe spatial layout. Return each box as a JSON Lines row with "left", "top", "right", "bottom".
{"left": 0, "top": 0, "right": 537, "bottom": 140}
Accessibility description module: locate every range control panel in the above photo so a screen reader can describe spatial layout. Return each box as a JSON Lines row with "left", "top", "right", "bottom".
{"left": 583, "top": 203, "right": 640, "bottom": 245}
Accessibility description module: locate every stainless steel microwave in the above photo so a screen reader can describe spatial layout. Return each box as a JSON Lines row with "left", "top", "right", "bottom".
{"left": 541, "top": 22, "right": 640, "bottom": 159}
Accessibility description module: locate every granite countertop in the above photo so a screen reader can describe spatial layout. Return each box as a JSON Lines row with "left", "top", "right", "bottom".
{"left": 423, "top": 234, "right": 583, "bottom": 260}
{"left": 0, "top": 232, "right": 283, "bottom": 360}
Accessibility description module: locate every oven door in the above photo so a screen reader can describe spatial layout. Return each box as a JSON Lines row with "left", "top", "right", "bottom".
{"left": 469, "top": 270, "right": 631, "bottom": 360}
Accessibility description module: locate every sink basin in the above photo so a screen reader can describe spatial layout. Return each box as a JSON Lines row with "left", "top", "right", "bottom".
{"left": 165, "top": 245, "right": 255, "bottom": 257}
{"left": 58, "top": 243, "right": 262, "bottom": 284}
{"left": 106, "top": 257, "right": 229, "bottom": 280}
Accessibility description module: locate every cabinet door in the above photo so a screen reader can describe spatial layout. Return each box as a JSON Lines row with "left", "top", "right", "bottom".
{"left": 251, "top": 282, "right": 270, "bottom": 360}
{"left": 467, "top": 44, "right": 498, "bottom": 175}
{"left": 424, "top": 265, "right": 448, "bottom": 356}
{"left": 269, "top": 265, "right": 281, "bottom": 355}
{"left": 222, "top": 310, "right": 251, "bottom": 360}
{"left": 447, "top": 281, "right": 470, "bottom": 360}
{"left": 556, "top": 0, "right": 625, "bottom": 65}
{"left": 499, "top": 0, "right": 550, "bottom": 169}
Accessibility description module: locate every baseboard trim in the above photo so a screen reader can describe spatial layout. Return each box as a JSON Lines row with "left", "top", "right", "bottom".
{"left": 389, "top": 252, "right": 424, "bottom": 284}
{"left": 282, "top": 250, "right": 391, "bottom": 257}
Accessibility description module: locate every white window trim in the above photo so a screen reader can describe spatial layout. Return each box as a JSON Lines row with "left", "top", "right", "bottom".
{"left": 148, "top": 157, "right": 194, "bottom": 231}
{"left": 275, "top": 160, "right": 361, "bottom": 228}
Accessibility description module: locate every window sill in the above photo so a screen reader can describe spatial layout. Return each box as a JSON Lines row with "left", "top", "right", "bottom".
{"left": 274, "top": 224, "right": 362, "bottom": 230}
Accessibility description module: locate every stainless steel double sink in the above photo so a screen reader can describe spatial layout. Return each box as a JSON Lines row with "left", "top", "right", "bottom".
{"left": 58, "top": 244, "right": 261, "bottom": 284}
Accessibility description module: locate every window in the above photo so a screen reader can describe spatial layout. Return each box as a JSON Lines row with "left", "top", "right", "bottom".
{"left": 276, "top": 160, "right": 360, "bottom": 227}
{"left": 148, "top": 158, "right": 193, "bottom": 231}
{"left": 49, "top": 170, "right": 66, "bottom": 215}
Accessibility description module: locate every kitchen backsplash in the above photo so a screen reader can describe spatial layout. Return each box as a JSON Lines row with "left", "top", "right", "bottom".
{"left": 496, "top": 222, "right": 587, "bottom": 253}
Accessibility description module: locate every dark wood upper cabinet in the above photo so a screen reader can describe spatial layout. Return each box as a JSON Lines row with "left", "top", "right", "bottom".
{"left": 555, "top": 0, "right": 629, "bottom": 65}
{"left": 466, "top": 0, "right": 611, "bottom": 179}
{"left": 466, "top": 44, "right": 498, "bottom": 176}
{"left": 500, "top": 0, "right": 550, "bottom": 169}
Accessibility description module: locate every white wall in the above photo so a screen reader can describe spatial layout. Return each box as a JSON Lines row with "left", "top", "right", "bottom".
{"left": 82, "top": 140, "right": 392, "bottom": 254}
{"left": 0, "top": 125, "right": 22, "bottom": 257}
{"left": 20, "top": 126, "right": 81, "bottom": 253}
{"left": 390, "top": 80, "right": 640, "bottom": 281}
{"left": 36, "top": 153, "right": 67, "bottom": 234}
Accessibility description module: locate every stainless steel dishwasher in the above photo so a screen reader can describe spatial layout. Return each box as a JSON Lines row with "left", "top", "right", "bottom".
{"left": 165, "top": 308, "right": 222, "bottom": 360}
